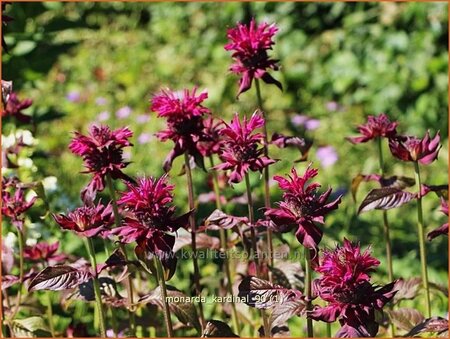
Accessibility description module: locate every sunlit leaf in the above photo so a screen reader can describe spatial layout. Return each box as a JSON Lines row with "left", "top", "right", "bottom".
{"left": 28, "top": 266, "right": 91, "bottom": 291}
{"left": 358, "top": 188, "right": 416, "bottom": 214}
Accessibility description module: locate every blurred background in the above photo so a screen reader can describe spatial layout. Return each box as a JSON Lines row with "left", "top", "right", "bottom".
{"left": 2, "top": 2, "right": 448, "bottom": 336}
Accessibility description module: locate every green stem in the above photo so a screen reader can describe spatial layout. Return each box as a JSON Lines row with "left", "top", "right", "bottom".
{"left": 413, "top": 162, "right": 431, "bottom": 317}
{"left": 209, "top": 156, "right": 240, "bottom": 334}
{"left": 255, "top": 78, "right": 274, "bottom": 283}
{"left": 110, "top": 306, "right": 119, "bottom": 338}
{"left": 184, "top": 153, "right": 206, "bottom": 330}
{"left": 244, "top": 173, "right": 270, "bottom": 338}
{"left": 304, "top": 248, "right": 314, "bottom": 338}
{"left": 153, "top": 256, "right": 174, "bottom": 337}
{"left": 10, "top": 229, "right": 24, "bottom": 321}
{"left": 377, "top": 137, "right": 394, "bottom": 282}
{"left": 326, "top": 323, "right": 331, "bottom": 337}
{"left": 85, "top": 238, "right": 107, "bottom": 337}
{"left": 46, "top": 292, "right": 55, "bottom": 337}
{"left": 106, "top": 174, "right": 136, "bottom": 335}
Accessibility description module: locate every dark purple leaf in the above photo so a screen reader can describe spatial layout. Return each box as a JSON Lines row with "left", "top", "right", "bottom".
{"left": 271, "top": 132, "right": 312, "bottom": 162}
{"left": 202, "top": 209, "right": 248, "bottom": 231}
{"left": 2, "top": 275, "right": 20, "bottom": 290}
{"left": 358, "top": 187, "right": 416, "bottom": 214}
{"left": 201, "top": 320, "right": 239, "bottom": 337}
{"left": 421, "top": 184, "right": 448, "bottom": 199}
{"left": 351, "top": 174, "right": 415, "bottom": 202}
{"left": 28, "top": 265, "right": 92, "bottom": 292}
{"left": 173, "top": 229, "right": 220, "bottom": 252}
{"left": 393, "top": 278, "right": 421, "bottom": 304}
{"left": 270, "top": 261, "right": 304, "bottom": 290}
{"left": 269, "top": 299, "right": 305, "bottom": 335}
{"left": 404, "top": 317, "right": 448, "bottom": 337}
{"left": 238, "top": 276, "right": 302, "bottom": 309}
{"left": 387, "top": 308, "right": 425, "bottom": 332}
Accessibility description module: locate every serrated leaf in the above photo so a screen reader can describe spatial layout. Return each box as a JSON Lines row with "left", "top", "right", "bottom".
{"left": 238, "top": 276, "right": 301, "bottom": 309}
{"left": 393, "top": 278, "right": 422, "bottom": 304}
{"left": 139, "top": 286, "right": 201, "bottom": 332}
{"left": 203, "top": 209, "right": 248, "bottom": 231}
{"left": 388, "top": 308, "right": 425, "bottom": 332}
{"left": 271, "top": 261, "right": 304, "bottom": 290}
{"left": 358, "top": 187, "right": 416, "bottom": 214}
{"left": 201, "top": 320, "right": 239, "bottom": 337}
{"left": 28, "top": 266, "right": 91, "bottom": 291}
{"left": 12, "top": 317, "right": 51, "bottom": 337}
{"left": 269, "top": 299, "right": 305, "bottom": 335}
{"left": 404, "top": 316, "right": 448, "bottom": 337}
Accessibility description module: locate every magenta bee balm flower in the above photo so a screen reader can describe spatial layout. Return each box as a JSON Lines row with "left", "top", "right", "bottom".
{"left": 2, "top": 177, "right": 37, "bottom": 230}
{"left": 69, "top": 125, "right": 133, "bottom": 199}
{"left": 215, "top": 111, "right": 276, "bottom": 184}
{"left": 346, "top": 113, "right": 398, "bottom": 144}
{"left": 388, "top": 131, "right": 441, "bottom": 165}
{"left": 24, "top": 241, "right": 66, "bottom": 263}
{"left": 114, "top": 176, "right": 190, "bottom": 256}
{"left": 265, "top": 165, "right": 341, "bottom": 251}
{"left": 309, "top": 239, "right": 397, "bottom": 337}
{"left": 53, "top": 202, "right": 114, "bottom": 238}
{"left": 225, "top": 18, "right": 282, "bottom": 97}
{"left": 151, "top": 88, "right": 211, "bottom": 172}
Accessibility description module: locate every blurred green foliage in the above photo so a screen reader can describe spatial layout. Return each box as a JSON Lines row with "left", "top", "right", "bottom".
{"left": 2, "top": 2, "right": 448, "bottom": 337}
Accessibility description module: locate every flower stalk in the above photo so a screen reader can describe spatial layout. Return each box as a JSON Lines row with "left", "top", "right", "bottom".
{"left": 10, "top": 228, "right": 25, "bottom": 321}
{"left": 209, "top": 156, "right": 240, "bottom": 334}
{"left": 244, "top": 172, "right": 270, "bottom": 338}
{"left": 46, "top": 292, "right": 55, "bottom": 337}
{"left": 413, "top": 161, "right": 431, "bottom": 317}
{"left": 106, "top": 174, "right": 136, "bottom": 335}
{"left": 85, "top": 238, "right": 107, "bottom": 337}
{"left": 255, "top": 78, "right": 274, "bottom": 282}
{"left": 304, "top": 248, "right": 314, "bottom": 338}
{"left": 153, "top": 255, "right": 174, "bottom": 337}
{"left": 184, "top": 152, "right": 206, "bottom": 330}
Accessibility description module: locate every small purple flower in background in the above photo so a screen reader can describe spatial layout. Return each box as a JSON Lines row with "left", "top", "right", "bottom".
{"left": 290, "top": 114, "right": 320, "bottom": 131}
{"left": 225, "top": 18, "right": 282, "bottom": 97}
{"left": 116, "top": 106, "right": 132, "bottom": 119}
{"left": 347, "top": 113, "right": 398, "bottom": 144}
{"left": 97, "top": 111, "right": 110, "bottom": 122}
{"left": 137, "top": 114, "right": 150, "bottom": 123}
{"left": 95, "top": 97, "right": 107, "bottom": 106}
{"left": 215, "top": 111, "right": 276, "bottom": 184}
{"left": 316, "top": 146, "right": 338, "bottom": 168}
{"left": 309, "top": 239, "right": 397, "bottom": 337}
{"left": 389, "top": 131, "right": 441, "bottom": 165}
{"left": 114, "top": 176, "right": 190, "bottom": 257}
{"left": 265, "top": 165, "right": 341, "bottom": 251}
{"left": 427, "top": 198, "right": 448, "bottom": 241}
{"left": 138, "top": 133, "right": 152, "bottom": 144}
{"left": 69, "top": 124, "right": 134, "bottom": 200}
{"left": 2, "top": 92, "right": 33, "bottom": 123}
{"left": 151, "top": 87, "right": 211, "bottom": 172}
{"left": 53, "top": 202, "right": 114, "bottom": 238}
{"left": 66, "top": 91, "right": 81, "bottom": 103}
{"left": 325, "top": 101, "right": 340, "bottom": 112}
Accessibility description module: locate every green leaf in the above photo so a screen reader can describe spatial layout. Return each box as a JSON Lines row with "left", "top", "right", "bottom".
{"left": 12, "top": 41, "right": 37, "bottom": 56}
{"left": 12, "top": 317, "right": 51, "bottom": 338}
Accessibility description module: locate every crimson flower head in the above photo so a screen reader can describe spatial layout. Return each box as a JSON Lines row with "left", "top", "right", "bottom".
{"left": 2, "top": 177, "right": 37, "bottom": 230}
{"left": 265, "top": 165, "right": 341, "bottom": 251}
{"left": 309, "top": 239, "right": 397, "bottom": 337}
{"left": 428, "top": 198, "right": 448, "bottom": 241}
{"left": 53, "top": 202, "right": 114, "bottom": 238}
{"left": 2, "top": 92, "right": 33, "bottom": 123}
{"left": 198, "top": 117, "right": 224, "bottom": 157}
{"left": 346, "top": 113, "right": 398, "bottom": 144}
{"left": 151, "top": 88, "right": 211, "bottom": 172}
{"left": 69, "top": 125, "right": 133, "bottom": 199}
{"left": 225, "top": 18, "right": 282, "bottom": 97}
{"left": 389, "top": 131, "right": 441, "bottom": 165}
{"left": 114, "top": 176, "right": 190, "bottom": 256}
{"left": 215, "top": 111, "right": 276, "bottom": 184}
{"left": 24, "top": 241, "right": 65, "bottom": 263}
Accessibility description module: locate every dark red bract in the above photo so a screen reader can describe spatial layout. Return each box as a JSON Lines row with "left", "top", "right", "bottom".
{"left": 309, "top": 239, "right": 397, "bottom": 337}
{"left": 114, "top": 176, "right": 190, "bottom": 256}
{"left": 151, "top": 88, "right": 211, "bottom": 172}
{"left": 265, "top": 165, "right": 341, "bottom": 251}
{"left": 346, "top": 113, "right": 398, "bottom": 144}
{"left": 24, "top": 241, "right": 66, "bottom": 263}
{"left": 388, "top": 131, "right": 441, "bottom": 165}
{"left": 427, "top": 198, "right": 449, "bottom": 241}
{"left": 2, "top": 92, "right": 33, "bottom": 123}
{"left": 53, "top": 202, "right": 114, "bottom": 238}
{"left": 215, "top": 111, "right": 276, "bottom": 184}
{"left": 69, "top": 125, "right": 133, "bottom": 199}
{"left": 225, "top": 18, "right": 282, "bottom": 97}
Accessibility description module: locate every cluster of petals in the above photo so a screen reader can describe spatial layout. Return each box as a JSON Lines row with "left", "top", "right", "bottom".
{"left": 69, "top": 124, "right": 133, "bottom": 200}
{"left": 309, "top": 239, "right": 397, "bottom": 337}
{"left": 1, "top": 177, "right": 36, "bottom": 230}
{"left": 265, "top": 165, "right": 341, "bottom": 251}
{"left": 53, "top": 201, "right": 114, "bottom": 238}
{"left": 151, "top": 88, "right": 213, "bottom": 171}
{"left": 2, "top": 92, "right": 33, "bottom": 123}
{"left": 346, "top": 113, "right": 398, "bottom": 144}
{"left": 388, "top": 130, "right": 441, "bottom": 165}
{"left": 215, "top": 111, "right": 275, "bottom": 184}
{"left": 24, "top": 241, "right": 66, "bottom": 263}
{"left": 113, "top": 176, "right": 190, "bottom": 256}
{"left": 225, "top": 18, "right": 282, "bottom": 97}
